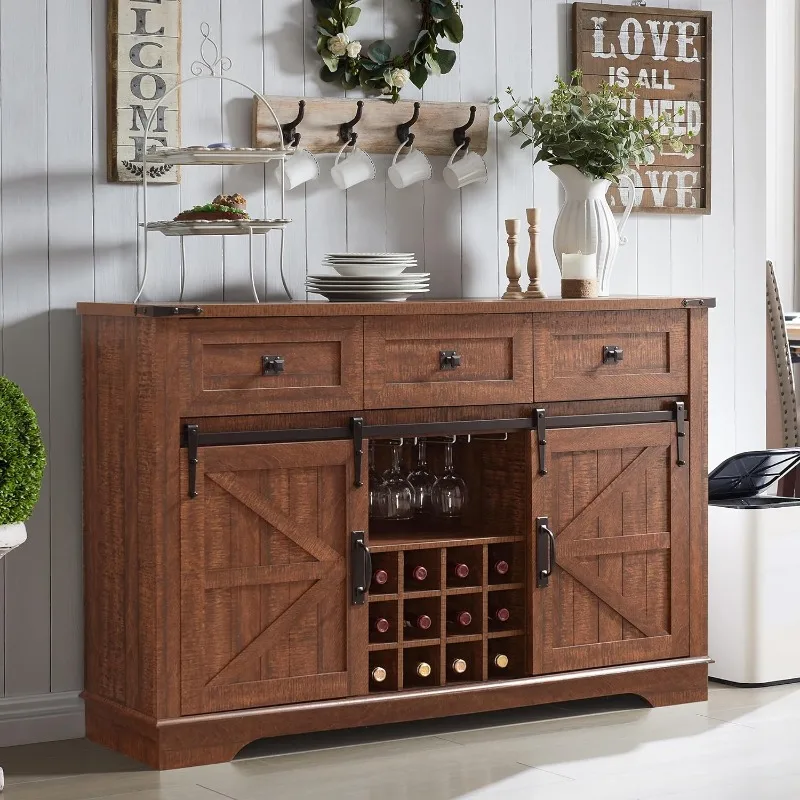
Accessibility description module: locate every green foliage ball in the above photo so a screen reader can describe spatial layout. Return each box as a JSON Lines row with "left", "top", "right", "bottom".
{"left": 0, "top": 377, "right": 46, "bottom": 525}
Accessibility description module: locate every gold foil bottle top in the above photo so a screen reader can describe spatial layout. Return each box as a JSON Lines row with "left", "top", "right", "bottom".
{"left": 416, "top": 661, "right": 432, "bottom": 678}
{"left": 451, "top": 658, "right": 468, "bottom": 674}
{"left": 371, "top": 666, "right": 388, "bottom": 683}
{"left": 493, "top": 654, "right": 509, "bottom": 669}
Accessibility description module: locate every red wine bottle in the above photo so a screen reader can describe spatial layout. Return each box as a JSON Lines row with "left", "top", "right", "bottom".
{"left": 448, "top": 562, "right": 470, "bottom": 580}
{"left": 414, "top": 661, "right": 432, "bottom": 678}
{"left": 406, "top": 564, "right": 428, "bottom": 583}
{"left": 371, "top": 666, "right": 388, "bottom": 683}
{"left": 489, "top": 606, "right": 511, "bottom": 624}
{"left": 493, "top": 653, "right": 509, "bottom": 670}
{"left": 450, "top": 658, "right": 468, "bottom": 675}
{"left": 492, "top": 560, "right": 510, "bottom": 577}
{"left": 372, "top": 568, "right": 389, "bottom": 587}
{"left": 447, "top": 610, "right": 472, "bottom": 628}
{"left": 371, "top": 617, "right": 391, "bottom": 634}
{"left": 404, "top": 613, "right": 433, "bottom": 631}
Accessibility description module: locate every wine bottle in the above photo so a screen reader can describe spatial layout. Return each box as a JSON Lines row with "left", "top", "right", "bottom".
{"left": 415, "top": 661, "right": 432, "bottom": 678}
{"left": 371, "top": 666, "right": 388, "bottom": 683}
{"left": 404, "top": 613, "right": 433, "bottom": 631}
{"left": 492, "top": 560, "right": 510, "bottom": 577}
{"left": 447, "top": 610, "right": 473, "bottom": 628}
{"left": 493, "top": 653, "right": 509, "bottom": 670}
{"left": 406, "top": 564, "right": 428, "bottom": 583}
{"left": 448, "top": 561, "right": 470, "bottom": 580}
{"left": 489, "top": 606, "right": 511, "bottom": 624}
{"left": 372, "top": 568, "right": 389, "bottom": 587}
{"left": 371, "top": 617, "right": 391, "bottom": 634}
{"left": 450, "top": 658, "right": 468, "bottom": 675}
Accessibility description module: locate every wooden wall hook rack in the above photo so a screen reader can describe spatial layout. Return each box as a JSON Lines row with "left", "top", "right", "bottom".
{"left": 254, "top": 96, "right": 491, "bottom": 156}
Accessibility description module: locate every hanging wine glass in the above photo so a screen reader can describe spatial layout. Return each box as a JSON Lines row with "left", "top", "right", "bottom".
{"left": 384, "top": 443, "right": 414, "bottom": 521}
{"left": 369, "top": 441, "right": 390, "bottom": 520}
{"left": 432, "top": 441, "right": 468, "bottom": 519}
{"left": 407, "top": 439, "right": 437, "bottom": 515}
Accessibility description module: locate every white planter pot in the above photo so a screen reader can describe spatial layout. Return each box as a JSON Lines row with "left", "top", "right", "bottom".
{"left": 551, "top": 164, "right": 636, "bottom": 297}
{"left": 0, "top": 522, "right": 26, "bottom": 560}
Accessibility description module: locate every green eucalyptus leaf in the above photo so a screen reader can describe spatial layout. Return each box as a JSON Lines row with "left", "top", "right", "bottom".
{"left": 410, "top": 63, "right": 428, "bottom": 89}
{"left": 424, "top": 52, "right": 441, "bottom": 76}
{"left": 321, "top": 52, "right": 339, "bottom": 72}
{"left": 435, "top": 48, "right": 456, "bottom": 74}
{"left": 343, "top": 6, "right": 361, "bottom": 26}
{"left": 320, "top": 64, "right": 339, "bottom": 82}
{"left": 442, "top": 15, "right": 464, "bottom": 43}
{"left": 412, "top": 29, "right": 430, "bottom": 55}
{"left": 431, "top": 3, "right": 454, "bottom": 20}
{"left": 367, "top": 39, "right": 392, "bottom": 64}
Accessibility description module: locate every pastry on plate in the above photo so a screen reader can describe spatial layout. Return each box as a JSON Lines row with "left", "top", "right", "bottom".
{"left": 174, "top": 194, "right": 248, "bottom": 222}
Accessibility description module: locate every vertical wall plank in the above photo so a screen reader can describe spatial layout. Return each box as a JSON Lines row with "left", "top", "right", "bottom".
{"left": 221, "top": 0, "right": 267, "bottom": 302}
{"left": 495, "top": 0, "right": 534, "bottom": 293}
{"left": 0, "top": 0, "right": 52, "bottom": 697}
{"left": 47, "top": 0, "right": 94, "bottom": 694}
{"left": 460, "top": 2, "right": 499, "bottom": 298}
{"left": 732, "top": 0, "right": 766, "bottom": 454}
{"left": 180, "top": 2, "right": 224, "bottom": 301}
{"left": 93, "top": 0, "right": 138, "bottom": 302}
{"left": 302, "top": 1, "right": 346, "bottom": 295}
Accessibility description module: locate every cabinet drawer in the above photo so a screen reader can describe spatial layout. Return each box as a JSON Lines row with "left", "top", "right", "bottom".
{"left": 179, "top": 318, "right": 363, "bottom": 415}
{"left": 533, "top": 310, "right": 688, "bottom": 401}
{"left": 364, "top": 315, "right": 533, "bottom": 409}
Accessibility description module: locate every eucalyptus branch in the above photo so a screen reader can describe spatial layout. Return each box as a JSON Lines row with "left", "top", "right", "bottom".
{"left": 493, "top": 70, "right": 693, "bottom": 182}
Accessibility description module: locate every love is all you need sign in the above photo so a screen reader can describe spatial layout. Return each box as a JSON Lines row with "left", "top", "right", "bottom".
{"left": 573, "top": 3, "right": 711, "bottom": 214}
{"left": 108, "top": 0, "right": 181, "bottom": 183}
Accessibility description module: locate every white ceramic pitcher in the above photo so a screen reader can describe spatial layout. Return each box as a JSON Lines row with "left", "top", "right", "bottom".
{"left": 551, "top": 164, "right": 636, "bottom": 297}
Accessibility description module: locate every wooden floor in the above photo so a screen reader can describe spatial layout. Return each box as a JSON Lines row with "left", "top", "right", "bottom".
{"left": 1, "top": 681, "right": 798, "bottom": 799}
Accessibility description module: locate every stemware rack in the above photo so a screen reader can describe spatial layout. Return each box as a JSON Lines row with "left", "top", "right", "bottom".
{"left": 136, "top": 23, "right": 292, "bottom": 304}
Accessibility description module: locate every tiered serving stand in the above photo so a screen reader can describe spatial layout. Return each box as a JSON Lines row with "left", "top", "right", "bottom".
{"left": 135, "top": 23, "right": 293, "bottom": 303}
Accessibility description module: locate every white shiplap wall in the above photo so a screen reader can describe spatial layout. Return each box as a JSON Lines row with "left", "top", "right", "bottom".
{"left": 0, "top": 0, "right": 765, "bottom": 742}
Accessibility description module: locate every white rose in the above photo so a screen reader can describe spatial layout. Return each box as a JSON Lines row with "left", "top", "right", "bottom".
{"left": 389, "top": 68, "right": 410, "bottom": 88}
{"left": 346, "top": 41, "right": 362, "bottom": 59}
{"left": 328, "top": 33, "right": 349, "bottom": 57}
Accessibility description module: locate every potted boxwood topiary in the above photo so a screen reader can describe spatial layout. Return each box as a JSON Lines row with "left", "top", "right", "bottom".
{"left": 0, "top": 376, "right": 46, "bottom": 556}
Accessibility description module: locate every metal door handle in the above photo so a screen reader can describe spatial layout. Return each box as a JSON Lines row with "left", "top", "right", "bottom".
{"left": 536, "top": 517, "right": 556, "bottom": 588}
{"left": 262, "top": 355, "right": 285, "bottom": 376}
{"left": 351, "top": 531, "right": 371, "bottom": 605}
{"left": 440, "top": 350, "right": 462, "bottom": 370}
{"left": 602, "top": 345, "right": 624, "bottom": 365}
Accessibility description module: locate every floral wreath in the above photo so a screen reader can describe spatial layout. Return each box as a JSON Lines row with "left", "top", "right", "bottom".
{"left": 312, "top": 0, "right": 464, "bottom": 102}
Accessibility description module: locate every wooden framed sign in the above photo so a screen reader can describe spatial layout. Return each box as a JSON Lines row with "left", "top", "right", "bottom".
{"left": 573, "top": 3, "right": 711, "bottom": 214}
{"left": 108, "top": 0, "right": 181, "bottom": 183}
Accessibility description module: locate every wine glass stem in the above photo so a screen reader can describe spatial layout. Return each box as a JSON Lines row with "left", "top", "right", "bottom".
{"left": 444, "top": 442, "right": 454, "bottom": 471}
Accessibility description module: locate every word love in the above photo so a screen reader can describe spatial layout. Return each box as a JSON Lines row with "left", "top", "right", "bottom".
{"left": 591, "top": 16, "right": 701, "bottom": 62}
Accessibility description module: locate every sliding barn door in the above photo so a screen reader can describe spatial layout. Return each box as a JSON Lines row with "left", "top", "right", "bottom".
{"left": 530, "top": 423, "right": 690, "bottom": 674}
{"left": 179, "top": 440, "right": 368, "bottom": 715}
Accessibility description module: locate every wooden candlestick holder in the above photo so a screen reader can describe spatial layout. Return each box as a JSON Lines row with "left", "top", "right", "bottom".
{"left": 524, "top": 208, "right": 546, "bottom": 299}
{"left": 502, "top": 219, "right": 525, "bottom": 300}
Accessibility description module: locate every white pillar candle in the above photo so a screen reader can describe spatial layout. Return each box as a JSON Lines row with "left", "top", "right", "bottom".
{"left": 561, "top": 252, "right": 597, "bottom": 280}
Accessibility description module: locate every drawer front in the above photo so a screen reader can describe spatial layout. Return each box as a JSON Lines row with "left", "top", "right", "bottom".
{"left": 533, "top": 310, "right": 689, "bottom": 401}
{"left": 364, "top": 315, "right": 533, "bottom": 409}
{"left": 179, "top": 318, "right": 363, "bottom": 415}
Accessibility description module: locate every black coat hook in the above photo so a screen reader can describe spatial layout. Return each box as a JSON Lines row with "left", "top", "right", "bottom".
{"left": 396, "top": 102, "right": 421, "bottom": 147}
{"left": 339, "top": 100, "right": 364, "bottom": 146}
{"left": 281, "top": 100, "right": 305, "bottom": 147}
{"left": 453, "top": 105, "right": 477, "bottom": 149}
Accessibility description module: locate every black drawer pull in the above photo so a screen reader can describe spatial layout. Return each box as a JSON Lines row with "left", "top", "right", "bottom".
{"left": 602, "top": 345, "right": 624, "bottom": 365}
{"left": 440, "top": 350, "right": 462, "bottom": 371}
{"left": 262, "top": 355, "right": 285, "bottom": 376}
{"left": 536, "top": 517, "right": 556, "bottom": 589}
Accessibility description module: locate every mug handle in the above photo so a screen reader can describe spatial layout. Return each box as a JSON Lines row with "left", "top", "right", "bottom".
{"left": 334, "top": 140, "right": 351, "bottom": 168}
{"left": 392, "top": 139, "right": 413, "bottom": 167}
{"left": 448, "top": 142, "right": 466, "bottom": 168}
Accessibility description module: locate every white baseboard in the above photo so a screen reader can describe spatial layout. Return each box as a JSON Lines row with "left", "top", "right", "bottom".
{"left": 0, "top": 692, "right": 84, "bottom": 748}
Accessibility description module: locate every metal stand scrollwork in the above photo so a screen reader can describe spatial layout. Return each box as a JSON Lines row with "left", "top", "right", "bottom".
{"left": 137, "top": 23, "right": 292, "bottom": 304}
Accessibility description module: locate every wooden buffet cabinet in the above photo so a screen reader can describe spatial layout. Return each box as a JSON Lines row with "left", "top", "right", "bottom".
{"left": 79, "top": 297, "right": 712, "bottom": 769}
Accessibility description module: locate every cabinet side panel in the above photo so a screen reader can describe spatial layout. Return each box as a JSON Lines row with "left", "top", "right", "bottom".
{"left": 689, "top": 309, "right": 709, "bottom": 656}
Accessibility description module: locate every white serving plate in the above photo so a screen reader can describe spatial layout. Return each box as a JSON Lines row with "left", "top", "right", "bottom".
{"left": 325, "top": 253, "right": 415, "bottom": 260}
{"left": 146, "top": 147, "right": 287, "bottom": 166}
{"left": 308, "top": 273, "right": 430, "bottom": 282}
{"left": 144, "top": 219, "right": 291, "bottom": 237}
{"left": 308, "top": 284, "right": 430, "bottom": 292}
{"left": 309, "top": 288, "right": 430, "bottom": 303}
{"left": 330, "top": 264, "right": 416, "bottom": 278}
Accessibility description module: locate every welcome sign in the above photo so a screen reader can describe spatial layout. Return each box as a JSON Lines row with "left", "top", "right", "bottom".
{"left": 108, "top": 0, "right": 181, "bottom": 183}
{"left": 574, "top": 3, "right": 711, "bottom": 214}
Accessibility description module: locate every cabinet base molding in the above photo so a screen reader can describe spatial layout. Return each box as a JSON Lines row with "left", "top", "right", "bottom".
{"left": 83, "top": 658, "right": 709, "bottom": 770}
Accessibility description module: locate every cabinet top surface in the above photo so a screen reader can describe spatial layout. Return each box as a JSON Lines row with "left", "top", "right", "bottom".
{"left": 77, "top": 297, "right": 715, "bottom": 318}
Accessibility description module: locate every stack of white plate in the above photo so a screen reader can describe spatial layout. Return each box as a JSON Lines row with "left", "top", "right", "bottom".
{"left": 307, "top": 253, "right": 429, "bottom": 302}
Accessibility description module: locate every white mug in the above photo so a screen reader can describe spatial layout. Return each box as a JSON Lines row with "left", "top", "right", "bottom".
{"left": 388, "top": 140, "right": 432, "bottom": 189}
{"left": 443, "top": 144, "right": 488, "bottom": 190}
{"left": 331, "top": 141, "right": 376, "bottom": 190}
{"left": 277, "top": 147, "right": 319, "bottom": 191}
